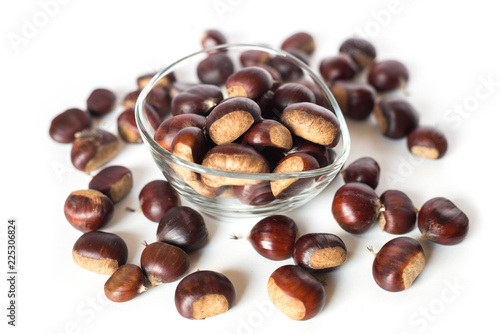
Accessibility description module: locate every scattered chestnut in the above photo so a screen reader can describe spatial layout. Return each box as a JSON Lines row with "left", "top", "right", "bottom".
{"left": 378, "top": 190, "right": 417, "bottom": 234}
{"left": 140, "top": 242, "right": 190, "bottom": 287}
{"left": 273, "top": 82, "right": 315, "bottom": 112}
{"left": 341, "top": 156, "right": 380, "bottom": 189}
{"left": 117, "top": 105, "right": 161, "bottom": 143}
{"left": 233, "top": 182, "right": 275, "bottom": 206}
{"left": 72, "top": 231, "right": 127, "bottom": 274}
{"left": 157, "top": 206, "right": 208, "bottom": 252}
{"left": 248, "top": 215, "right": 298, "bottom": 261}
{"left": 319, "top": 54, "right": 359, "bottom": 85}
{"left": 49, "top": 108, "right": 91, "bottom": 143}
{"left": 197, "top": 53, "right": 234, "bottom": 86}
{"left": 171, "top": 84, "right": 223, "bottom": 116}
{"left": 86, "top": 88, "right": 116, "bottom": 117}
{"left": 293, "top": 233, "right": 347, "bottom": 272}
{"left": 331, "top": 81, "right": 376, "bottom": 120}
{"left": 139, "top": 180, "right": 181, "bottom": 223}
{"left": 241, "top": 119, "right": 293, "bottom": 151}
{"left": 71, "top": 129, "right": 119, "bottom": 172}
{"left": 226, "top": 66, "right": 273, "bottom": 100}
{"left": 154, "top": 113, "right": 206, "bottom": 152}
{"left": 368, "top": 60, "right": 409, "bottom": 92}
{"left": 418, "top": 197, "right": 469, "bottom": 245}
{"left": 88, "top": 165, "right": 133, "bottom": 203}
{"left": 104, "top": 264, "right": 147, "bottom": 302}
{"left": 270, "top": 152, "right": 319, "bottom": 199}
{"left": 200, "top": 29, "right": 227, "bottom": 49}
{"left": 122, "top": 89, "right": 142, "bottom": 109}
{"left": 206, "top": 97, "right": 261, "bottom": 145}
{"left": 170, "top": 127, "right": 208, "bottom": 182}
{"left": 64, "top": 189, "right": 114, "bottom": 232}
{"left": 374, "top": 96, "right": 419, "bottom": 139}
{"left": 281, "top": 32, "right": 315, "bottom": 55}
{"left": 332, "top": 182, "right": 381, "bottom": 234}
{"left": 267, "top": 265, "right": 325, "bottom": 321}
{"left": 281, "top": 102, "right": 341, "bottom": 148}
{"left": 338, "top": 37, "right": 377, "bottom": 68}
{"left": 371, "top": 237, "right": 425, "bottom": 292}
{"left": 137, "top": 72, "right": 176, "bottom": 90}
{"left": 175, "top": 270, "right": 236, "bottom": 320}
{"left": 240, "top": 50, "right": 270, "bottom": 67}
{"left": 407, "top": 126, "right": 448, "bottom": 159}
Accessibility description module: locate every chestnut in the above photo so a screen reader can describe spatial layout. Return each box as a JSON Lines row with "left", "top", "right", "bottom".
{"left": 267, "top": 265, "right": 325, "bottom": 321}
{"left": 171, "top": 84, "right": 223, "bottom": 116}
{"left": 295, "top": 79, "right": 328, "bottom": 109}
{"left": 378, "top": 190, "right": 417, "bottom": 234}
{"left": 175, "top": 270, "right": 236, "bottom": 319}
{"left": 122, "top": 89, "right": 142, "bottom": 109}
{"left": 290, "top": 140, "right": 331, "bottom": 167}
{"left": 226, "top": 66, "right": 273, "bottom": 100}
{"left": 117, "top": 105, "right": 161, "bottom": 143}
{"left": 341, "top": 156, "right": 380, "bottom": 189}
{"left": 197, "top": 53, "right": 234, "bottom": 86}
{"left": 233, "top": 182, "right": 275, "bottom": 206}
{"left": 137, "top": 72, "right": 176, "bottom": 90}
{"left": 273, "top": 82, "right": 316, "bottom": 112}
{"left": 170, "top": 127, "right": 208, "bottom": 182}
{"left": 281, "top": 32, "right": 315, "bottom": 55}
{"left": 371, "top": 237, "right": 425, "bottom": 292}
{"left": 319, "top": 54, "right": 359, "bottom": 85}
{"left": 240, "top": 50, "right": 270, "bottom": 67}
{"left": 72, "top": 231, "right": 127, "bottom": 274}
{"left": 71, "top": 129, "right": 119, "bottom": 172}
{"left": 368, "top": 60, "right": 409, "bottom": 92}
{"left": 200, "top": 29, "right": 227, "bottom": 49}
{"left": 64, "top": 189, "right": 114, "bottom": 232}
{"left": 139, "top": 180, "right": 181, "bottom": 223}
{"left": 374, "top": 96, "right": 419, "bottom": 139}
{"left": 331, "top": 182, "right": 381, "bottom": 234}
{"left": 338, "top": 37, "right": 377, "bottom": 68}
{"left": 49, "top": 108, "right": 91, "bottom": 143}
{"left": 241, "top": 119, "right": 293, "bottom": 151}
{"left": 418, "top": 197, "right": 469, "bottom": 245}
{"left": 331, "top": 81, "right": 376, "bottom": 120}
{"left": 157, "top": 206, "right": 208, "bottom": 252}
{"left": 104, "top": 264, "right": 147, "bottom": 302}
{"left": 169, "top": 82, "right": 198, "bottom": 99}
{"left": 140, "top": 242, "right": 190, "bottom": 287}
{"left": 268, "top": 55, "right": 303, "bottom": 82}
{"left": 86, "top": 88, "right": 116, "bottom": 117}
{"left": 407, "top": 126, "right": 448, "bottom": 159}
{"left": 145, "top": 86, "right": 172, "bottom": 119}
{"left": 88, "top": 165, "right": 133, "bottom": 203}
{"left": 206, "top": 97, "right": 261, "bottom": 145}
{"left": 154, "top": 114, "right": 206, "bottom": 152}
{"left": 201, "top": 144, "right": 270, "bottom": 187}
{"left": 248, "top": 215, "right": 298, "bottom": 261}
{"left": 292, "top": 233, "right": 347, "bottom": 272}
{"left": 281, "top": 102, "right": 341, "bottom": 148}
{"left": 270, "top": 152, "right": 319, "bottom": 199}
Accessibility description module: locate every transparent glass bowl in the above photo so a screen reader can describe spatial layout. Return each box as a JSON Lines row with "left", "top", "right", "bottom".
{"left": 135, "top": 44, "right": 350, "bottom": 219}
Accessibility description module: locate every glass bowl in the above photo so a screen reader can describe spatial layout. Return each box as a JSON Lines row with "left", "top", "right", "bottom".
{"left": 135, "top": 44, "right": 350, "bottom": 219}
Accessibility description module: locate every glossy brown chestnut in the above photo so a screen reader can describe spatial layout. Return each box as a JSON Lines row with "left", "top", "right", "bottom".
{"left": 248, "top": 215, "right": 298, "bottom": 261}
{"left": 295, "top": 79, "right": 328, "bottom": 109}
{"left": 281, "top": 102, "right": 341, "bottom": 148}
{"left": 87, "top": 88, "right": 116, "bottom": 117}
{"left": 169, "top": 82, "right": 199, "bottom": 99}
{"left": 122, "top": 89, "right": 142, "bottom": 109}
{"left": 104, "top": 264, "right": 147, "bottom": 302}
{"left": 418, "top": 197, "right": 469, "bottom": 245}
{"left": 157, "top": 206, "right": 208, "bottom": 252}
{"left": 140, "top": 242, "right": 190, "bottom": 287}
{"left": 270, "top": 152, "right": 319, "bottom": 199}
{"left": 290, "top": 141, "right": 330, "bottom": 167}
{"left": 273, "top": 82, "right": 316, "bottom": 112}
{"left": 137, "top": 72, "right": 176, "bottom": 90}
{"left": 407, "top": 126, "right": 448, "bottom": 159}
{"left": 200, "top": 29, "right": 227, "bottom": 49}
{"left": 368, "top": 60, "right": 409, "bottom": 92}
{"left": 226, "top": 66, "right": 273, "bottom": 100}
{"left": 175, "top": 270, "right": 236, "bottom": 319}
{"left": 64, "top": 189, "right": 114, "bottom": 232}
{"left": 71, "top": 129, "right": 119, "bottom": 172}
{"left": 292, "top": 233, "right": 347, "bottom": 272}
{"left": 88, "top": 165, "right": 133, "bottom": 203}
{"left": 117, "top": 105, "right": 161, "bottom": 143}
{"left": 332, "top": 182, "right": 381, "bottom": 234}
{"left": 49, "top": 108, "right": 91, "bottom": 143}
{"left": 206, "top": 97, "right": 261, "bottom": 145}
{"left": 233, "top": 182, "right": 275, "bottom": 206}
{"left": 268, "top": 55, "right": 303, "bottom": 82}
{"left": 241, "top": 119, "right": 293, "bottom": 151}
{"left": 378, "top": 190, "right": 417, "bottom": 234}
{"left": 374, "top": 96, "right": 419, "bottom": 139}
{"left": 171, "top": 84, "right": 223, "bottom": 116}
{"left": 201, "top": 144, "right": 270, "bottom": 187}
{"left": 197, "top": 53, "right": 234, "bottom": 86}
{"left": 240, "top": 50, "right": 270, "bottom": 67}
{"left": 331, "top": 81, "right": 376, "bottom": 120}
{"left": 267, "top": 265, "right": 325, "bottom": 321}
{"left": 72, "top": 231, "right": 127, "bottom": 274}
{"left": 338, "top": 37, "right": 377, "bottom": 68}
{"left": 281, "top": 32, "right": 315, "bottom": 55}
{"left": 170, "top": 127, "right": 208, "bottom": 182}
{"left": 139, "top": 180, "right": 181, "bottom": 222}
{"left": 145, "top": 86, "right": 171, "bottom": 119}
{"left": 341, "top": 156, "right": 380, "bottom": 189}
{"left": 371, "top": 237, "right": 425, "bottom": 292}
{"left": 319, "top": 54, "right": 359, "bottom": 85}
{"left": 154, "top": 114, "right": 206, "bottom": 152}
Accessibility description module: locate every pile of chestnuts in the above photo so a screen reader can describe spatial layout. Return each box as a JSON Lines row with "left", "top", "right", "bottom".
{"left": 50, "top": 28, "right": 469, "bottom": 322}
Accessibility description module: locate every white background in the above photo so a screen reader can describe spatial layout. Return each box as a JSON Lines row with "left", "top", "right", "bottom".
{"left": 2, "top": 0, "right": 499, "bottom": 333}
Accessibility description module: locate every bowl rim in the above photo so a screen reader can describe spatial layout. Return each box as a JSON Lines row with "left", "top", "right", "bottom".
{"left": 135, "top": 43, "right": 351, "bottom": 181}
